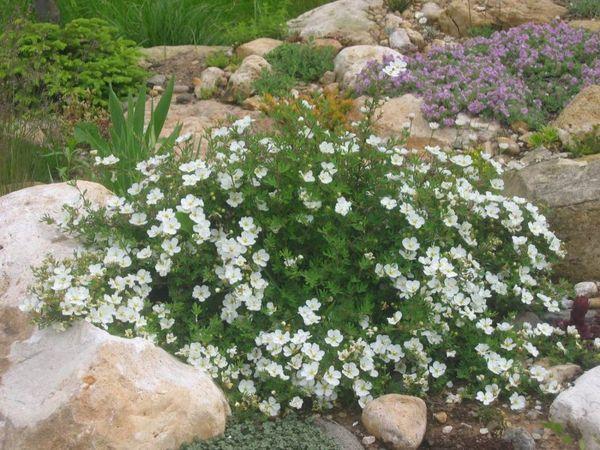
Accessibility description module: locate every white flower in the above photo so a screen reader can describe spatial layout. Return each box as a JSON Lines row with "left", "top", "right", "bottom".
{"left": 387, "top": 311, "right": 403, "bottom": 325}
{"left": 175, "top": 132, "right": 193, "bottom": 144}
{"left": 334, "top": 196, "right": 352, "bottom": 216}
{"left": 323, "top": 366, "right": 342, "bottom": 386}
{"left": 192, "top": 285, "right": 211, "bottom": 302}
{"left": 429, "top": 361, "right": 447, "bottom": 378}
{"left": 129, "top": 212, "right": 147, "bottom": 226}
{"left": 319, "top": 142, "right": 335, "bottom": 154}
{"left": 319, "top": 170, "right": 333, "bottom": 184}
{"left": 300, "top": 170, "right": 315, "bottom": 182}
{"left": 509, "top": 392, "right": 526, "bottom": 410}
{"left": 381, "top": 196, "right": 397, "bottom": 210}
{"left": 258, "top": 396, "right": 280, "bottom": 417}
{"left": 325, "top": 329, "right": 344, "bottom": 347}
{"left": 342, "top": 362, "right": 360, "bottom": 379}
{"left": 289, "top": 397, "right": 304, "bottom": 409}
{"left": 382, "top": 58, "right": 407, "bottom": 78}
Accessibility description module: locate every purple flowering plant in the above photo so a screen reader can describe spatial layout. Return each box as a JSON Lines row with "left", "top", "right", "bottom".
{"left": 358, "top": 22, "right": 600, "bottom": 129}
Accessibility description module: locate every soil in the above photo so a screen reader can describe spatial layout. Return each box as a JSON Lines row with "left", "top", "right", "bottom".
{"left": 325, "top": 396, "right": 579, "bottom": 450}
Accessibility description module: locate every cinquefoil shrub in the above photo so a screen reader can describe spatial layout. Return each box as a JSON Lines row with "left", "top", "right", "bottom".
{"left": 358, "top": 22, "right": 600, "bottom": 129}
{"left": 0, "top": 18, "right": 146, "bottom": 110}
{"left": 25, "top": 95, "right": 587, "bottom": 416}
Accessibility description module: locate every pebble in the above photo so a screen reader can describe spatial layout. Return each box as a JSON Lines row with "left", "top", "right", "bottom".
{"left": 147, "top": 74, "right": 167, "bottom": 87}
{"left": 502, "top": 427, "right": 536, "bottom": 450}
{"left": 480, "top": 427, "right": 489, "bottom": 435}
{"left": 442, "top": 425, "right": 453, "bottom": 434}
{"left": 532, "top": 432, "right": 542, "bottom": 440}
{"left": 175, "top": 93, "right": 194, "bottom": 104}
{"left": 434, "top": 411, "right": 448, "bottom": 424}
{"left": 362, "top": 435, "right": 376, "bottom": 445}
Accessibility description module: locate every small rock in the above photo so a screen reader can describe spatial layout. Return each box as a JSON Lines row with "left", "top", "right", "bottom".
{"left": 532, "top": 432, "right": 542, "bottom": 440}
{"left": 320, "top": 70, "right": 336, "bottom": 85}
{"left": 313, "top": 38, "right": 343, "bottom": 54}
{"left": 421, "top": 2, "right": 443, "bottom": 21}
{"left": 147, "top": 73, "right": 167, "bottom": 87}
{"left": 389, "top": 28, "right": 412, "bottom": 52}
{"left": 225, "top": 55, "right": 271, "bottom": 102}
{"left": 548, "top": 364, "right": 582, "bottom": 386}
{"left": 173, "top": 84, "right": 190, "bottom": 94}
{"left": 574, "top": 281, "right": 599, "bottom": 298}
{"left": 513, "top": 311, "right": 541, "bottom": 329}
{"left": 362, "top": 394, "right": 427, "bottom": 450}
{"left": 497, "top": 136, "right": 520, "bottom": 156}
{"left": 362, "top": 435, "right": 376, "bottom": 445}
{"left": 334, "top": 45, "right": 401, "bottom": 90}
{"left": 236, "top": 37, "right": 283, "bottom": 59}
{"left": 314, "top": 418, "right": 363, "bottom": 450}
{"left": 502, "top": 428, "right": 536, "bottom": 450}
{"left": 242, "top": 96, "right": 264, "bottom": 111}
{"left": 176, "top": 93, "right": 195, "bottom": 104}
{"left": 480, "top": 428, "right": 489, "bottom": 435}
{"left": 442, "top": 425, "right": 453, "bottom": 434}
{"left": 434, "top": 411, "right": 448, "bottom": 424}
{"left": 195, "top": 67, "right": 227, "bottom": 99}
{"left": 405, "top": 28, "right": 425, "bottom": 50}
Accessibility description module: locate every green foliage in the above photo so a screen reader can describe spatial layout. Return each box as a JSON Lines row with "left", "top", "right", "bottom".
{"left": 0, "top": 18, "right": 146, "bottom": 111}
{"left": 467, "top": 25, "right": 500, "bottom": 38}
{"left": 0, "top": 113, "right": 86, "bottom": 195}
{"left": 0, "top": 0, "right": 32, "bottom": 32}
{"left": 385, "top": 0, "right": 413, "bottom": 13}
{"left": 569, "top": 125, "right": 600, "bottom": 157}
{"left": 205, "top": 51, "right": 241, "bottom": 70}
{"left": 529, "top": 126, "right": 561, "bottom": 149}
{"left": 569, "top": 0, "right": 600, "bottom": 18}
{"left": 265, "top": 43, "right": 336, "bottom": 83}
{"left": 56, "top": 0, "right": 331, "bottom": 47}
{"left": 183, "top": 416, "right": 338, "bottom": 450}
{"left": 74, "top": 79, "right": 179, "bottom": 194}
{"left": 253, "top": 69, "right": 296, "bottom": 97}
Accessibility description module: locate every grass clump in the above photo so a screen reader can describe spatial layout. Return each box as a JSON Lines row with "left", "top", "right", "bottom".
{"left": 254, "top": 42, "right": 336, "bottom": 96}
{"left": 183, "top": 416, "right": 338, "bottom": 450}
{"left": 569, "top": 126, "right": 600, "bottom": 157}
{"left": 385, "top": 0, "right": 413, "bottom": 13}
{"left": 529, "top": 126, "right": 561, "bottom": 150}
{"left": 205, "top": 51, "right": 241, "bottom": 70}
{"left": 0, "top": 18, "right": 146, "bottom": 111}
{"left": 55, "top": 0, "right": 331, "bottom": 47}
{"left": 265, "top": 43, "right": 336, "bottom": 83}
{"left": 569, "top": 0, "right": 600, "bottom": 18}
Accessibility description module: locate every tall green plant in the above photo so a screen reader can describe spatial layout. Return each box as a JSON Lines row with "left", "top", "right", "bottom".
{"left": 74, "top": 79, "right": 180, "bottom": 194}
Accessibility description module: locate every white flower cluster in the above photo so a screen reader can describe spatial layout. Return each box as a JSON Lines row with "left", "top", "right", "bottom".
{"left": 25, "top": 105, "right": 581, "bottom": 416}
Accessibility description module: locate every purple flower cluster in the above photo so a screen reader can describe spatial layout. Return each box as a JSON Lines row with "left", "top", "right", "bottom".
{"left": 358, "top": 22, "right": 600, "bottom": 128}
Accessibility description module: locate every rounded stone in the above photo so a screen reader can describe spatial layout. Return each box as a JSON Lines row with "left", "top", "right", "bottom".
{"left": 361, "top": 394, "right": 427, "bottom": 450}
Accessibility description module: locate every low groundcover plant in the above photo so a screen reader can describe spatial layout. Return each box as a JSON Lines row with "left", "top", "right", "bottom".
{"left": 358, "top": 21, "right": 600, "bottom": 129}
{"left": 24, "top": 94, "right": 590, "bottom": 416}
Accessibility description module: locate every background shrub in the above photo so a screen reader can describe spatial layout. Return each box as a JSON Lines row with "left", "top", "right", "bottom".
{"left": 0, "top": 18, "right": 146, "bottom": 110}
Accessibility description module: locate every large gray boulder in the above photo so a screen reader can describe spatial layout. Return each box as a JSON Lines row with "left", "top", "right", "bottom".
{"left": 504, "top": 154, "right": 600, "bottom": 282}
{"left": 0, "top": 181, "right": 111, "bottom": 375}
{"left": 0, "top": 182, "right": 230, "bottom": 449}
{"left": 438, "top": 0, "right": 567, "bottom": 37}
{"left": 287, "top": 0, "right": 384, "bottom": 46}
{"left": 550, "top": 366, "right": 600, "bottom": 450}
{"left": 553, "top": 85, "right": 600, "bottom": 147}
{"left": 0, "top": 322, "right": 230, "bottom": 450}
